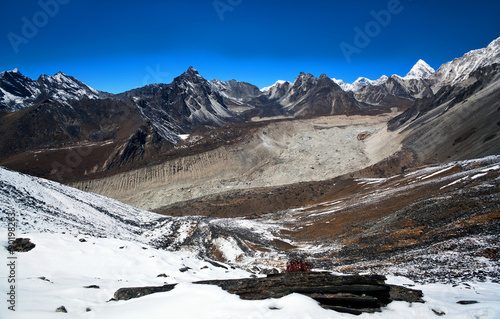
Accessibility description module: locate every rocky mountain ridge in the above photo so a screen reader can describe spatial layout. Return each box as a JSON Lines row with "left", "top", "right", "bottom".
{"left": 3, "top": 37, "right": 499, "bottom": 115}
{"left": 429, "top": 36, "right": 500, "bottom": 93}
{"left": 0, "top": 69, "right": 110, "bottom": 112}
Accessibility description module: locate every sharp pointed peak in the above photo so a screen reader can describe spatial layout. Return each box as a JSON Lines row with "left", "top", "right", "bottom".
{"left": 186, "top": 66, "right": 199, "bottom": 74}
{"left": 53, "top": 71, "right": 71, "bottom": 79}
{"left": 174, "top": 66, "right": 205, "bottom": 85}
{"left": 405, "top": 59, "right": 435, "bottom": 80}
{"left": 415, "top": 59, "right": 432, "bottom": 67}
{"left": 296, "top": 72, "right": 316, "bottom": 81}
{"left": 179, "top": 66, "right": 203, "bottom": 79}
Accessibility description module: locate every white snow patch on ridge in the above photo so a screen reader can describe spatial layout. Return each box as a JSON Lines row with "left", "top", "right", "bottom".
{"left": 261, "top": 80, "right": 290, "bottom": 92}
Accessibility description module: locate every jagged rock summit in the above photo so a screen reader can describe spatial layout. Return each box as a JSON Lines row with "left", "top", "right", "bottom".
{"left": 0, "top": 69, "right": 109, "bottom": 112}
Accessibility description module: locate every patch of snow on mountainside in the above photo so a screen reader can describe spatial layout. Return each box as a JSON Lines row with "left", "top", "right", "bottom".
{"left": 372, "top": 74, "right": 389, "bottom": 85}
{"left": 332, "top": 78, "right": 353, "bottom": 91}
{"left": 0, "top": 166, "right": 162, "bottom": 240}
{"left": 261, "top": 80, "right": 290, "bottom": 92}
{"left": 0, "top": 89, "right": 31, "bottom": 108}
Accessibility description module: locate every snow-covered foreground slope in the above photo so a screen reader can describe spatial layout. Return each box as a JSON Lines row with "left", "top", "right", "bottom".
{"left": 1, "top": 166, "right": 500, "bottom": 318}
{"left": 1, "top": 231, "right": 500, "bottom": 319}
{"left": 0, "top": 166, "right": 164, "bottom": 241}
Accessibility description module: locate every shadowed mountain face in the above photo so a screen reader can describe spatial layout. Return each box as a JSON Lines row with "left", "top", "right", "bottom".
{"left": 116, "top": 67, "right": 237, "bottom": 129}
{"left": 279, "top": 73, "right": 368, "bottom": 116}
{"left": 0, "top": 70, "right": 40, "bottom": 111}
{"left": 388, "top": 63, "right": 500, "bottom": 163}
{"left": 0, "top": 97, "right": 173, "bottom": 182}
{"left": 0, "top": 67, "right": 242, "bottom": 181}
{"left": 353, "top": 75, "right": 433, "bottom": 107}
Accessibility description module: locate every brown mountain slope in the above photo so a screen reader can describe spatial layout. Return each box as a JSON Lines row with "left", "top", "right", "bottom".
{"left": 0, "top": 98, "right": 172, "bottom": 182}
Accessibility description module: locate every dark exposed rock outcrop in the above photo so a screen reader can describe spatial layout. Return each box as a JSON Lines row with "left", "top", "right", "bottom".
{"left": 112, "top": 273, "right": 423, "bottom": 315}
{"left": 7, "top": 238, "right": 35, "bottom": 252}
{"left": 113, "top": 284, "right": 177, "bottom": 301}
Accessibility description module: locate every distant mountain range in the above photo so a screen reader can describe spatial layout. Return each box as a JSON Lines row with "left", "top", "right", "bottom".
{"left": 1, "top": 36, "right": 499, "bottom": 183}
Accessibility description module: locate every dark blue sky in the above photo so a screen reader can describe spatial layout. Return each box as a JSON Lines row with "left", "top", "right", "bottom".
{"left": 1, "top": 0, "right": 499, "bottom": 93}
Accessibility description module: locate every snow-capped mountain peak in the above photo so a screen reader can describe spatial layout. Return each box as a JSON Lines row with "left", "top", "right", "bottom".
{"left": 404, "top": 59, "right": 435, "bottom": 80}
{"left": 0, "top": 69, "right": 41, "bottom": 111}
{"left": 333, "top": 75, "right": 388, "bottom": 92}
{"left": 53, "top": 71, "right": 72, "bottom": 81}
{"left": 430, "top": 36, "right": 500, "bottom": 92}
{"left": 331, "top": 78, "right": 349, "bottom": 90}
{"left": 261, "top": 80, "right": 290, "bottom": 92}
{"left": 354, "top": 77, "right": 371, "bottom": 84}
{"left": 372, "top": 75, "right": 389, "bottom": 85}
{"left": 0, "top": 69, "right": 110, "bottom": 112}
{"left": 37, "top": 71, "right": 104, "bottom": 101}
{"left": 332, "top": 77, "right": 367, "bottom": 92}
